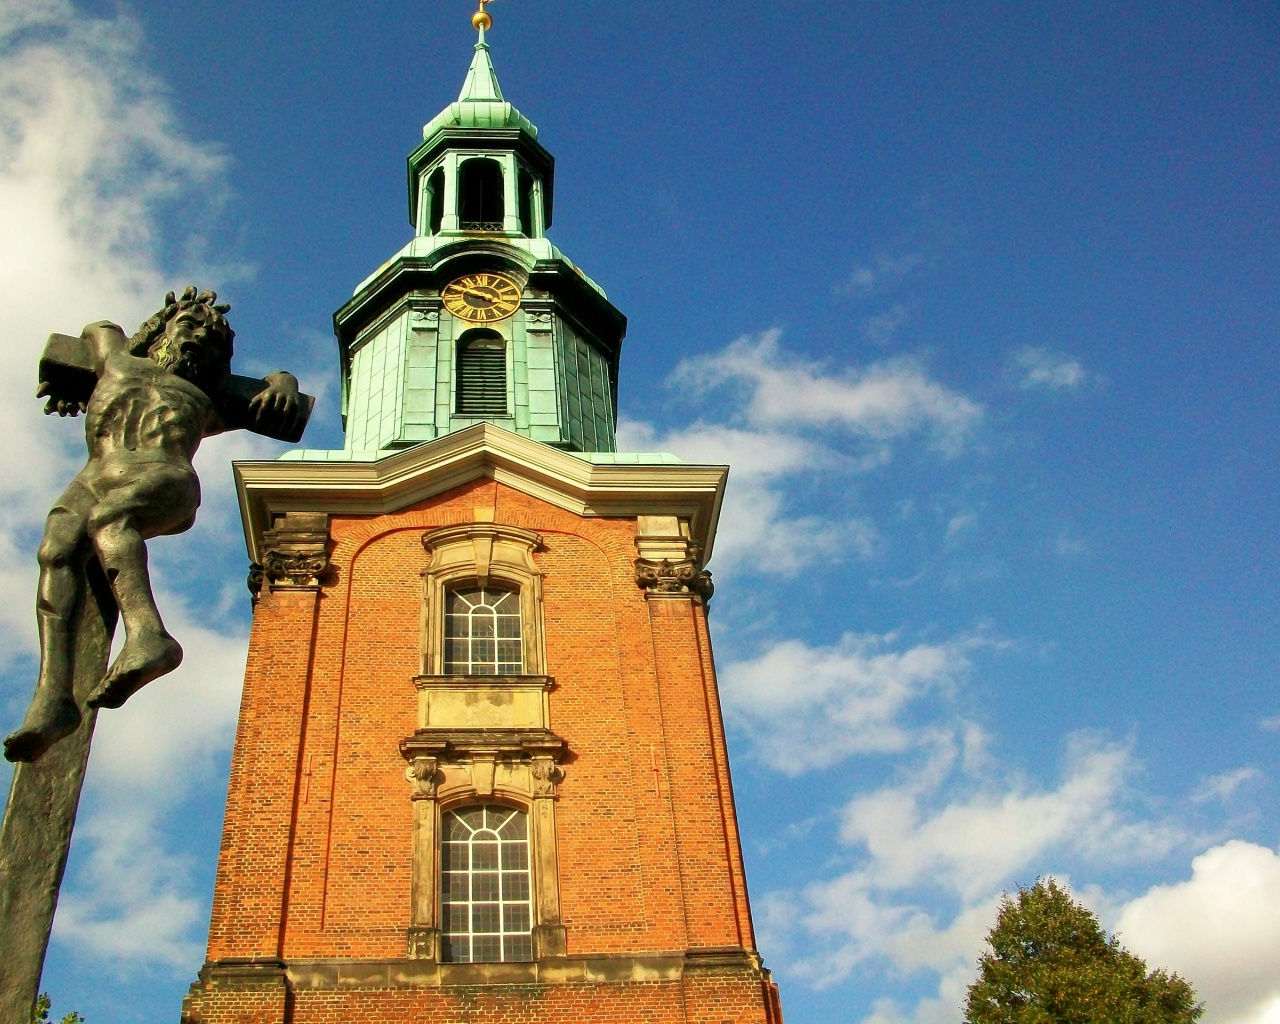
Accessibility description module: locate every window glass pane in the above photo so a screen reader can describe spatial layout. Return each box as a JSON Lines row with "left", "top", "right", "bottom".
{"left": 445, "top": 903, "right": 469, "bottom": 932}
{"left": 472, "top": 935, "right": 502, "bottom": 962}
{"left": 443, "top": 587, "right": 522, "bottom": 675}
{"left": 472, "top": 841, "right": 498, "bottom": 870}
{"left": 504, "top": 903, "right": 530, "bottom": 933}
{"left": 472, "top": 902, "right": 501, "bottom": 933}
{"left": 473, "top": 872, "right": 500, "bottom": 901}
{"left": 501, "top": 844, "right": 528, "bottom": 870}
{"left": 441, "top": 935, "right": 469, "bottom": 962}
{"left": 497, "top": 813, "right": 527, "bottom": 840}
{"left": 457, "top": 808, "right": 484, "bottom": 831}
{"left": 504, "top": 935, "right": 533, "bottom": 962}
{"left": 502, "top": 871, "right": 530, "bottom": 901}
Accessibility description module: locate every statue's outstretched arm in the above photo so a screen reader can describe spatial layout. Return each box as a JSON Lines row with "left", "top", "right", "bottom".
{"left": 214, "top": 371, "right": 314, "bottom": 443}
{"left": 36, "top": 322, "right": 125, "bottom": 417}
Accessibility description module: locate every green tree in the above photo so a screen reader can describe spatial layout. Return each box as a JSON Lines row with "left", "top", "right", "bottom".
{"left": 31, "top": 993, "right": 84, "bottom": 1024}
{"left": 965, "top": 879, "right": 1202, "bottom": 1024}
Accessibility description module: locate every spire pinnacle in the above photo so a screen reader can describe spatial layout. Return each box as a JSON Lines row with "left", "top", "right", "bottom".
{"left": 472, "top": 0, "right": 493, "bottom": 39}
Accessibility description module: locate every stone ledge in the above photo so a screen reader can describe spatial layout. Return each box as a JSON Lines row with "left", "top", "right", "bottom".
{"left": 196, "top": 949, "right": 765, "bottom": 992}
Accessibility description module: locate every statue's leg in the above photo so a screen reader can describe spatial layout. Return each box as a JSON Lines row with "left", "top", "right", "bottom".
{"left": 3, "top": 503, "right": 93, "bottom": 763}
{"left": 83, "top": 468, "right": 195, "bottom": 709}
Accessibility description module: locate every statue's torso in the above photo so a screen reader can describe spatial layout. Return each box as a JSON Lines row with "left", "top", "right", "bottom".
{"left": 85, "top": 352, "right": 215, "bottom": 465}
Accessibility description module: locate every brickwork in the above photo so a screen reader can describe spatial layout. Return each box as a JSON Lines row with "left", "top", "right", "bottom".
{"left": 187, "top": 476, "right": 783, "bottom": 1022}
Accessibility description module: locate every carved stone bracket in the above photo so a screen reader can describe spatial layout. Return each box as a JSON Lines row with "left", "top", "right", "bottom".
{"left": 635, "top": 557, "right": 714, "bottom": 601}
{"left": 530, "top": 756, "right": 566, "bottom": 798}
{"left": 404, "top": 756, "right": 440, "bottom": 801}
{"left": 633, "top": 514, "right": 713, "bottom": 603}
{"left": 248, "top": 511, "right": 331, "bottom": 597}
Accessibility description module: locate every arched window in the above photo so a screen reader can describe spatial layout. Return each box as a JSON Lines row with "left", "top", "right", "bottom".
{"left": 455, "top": 332, "right": 508, "bottom": 416}
{"left": 518, "top": 167, "right": 534, "bottom": 237}
{"left": 458, "top": 158, "right": 504, "bottom": 231}
{"left": 440, "top": 805, "right": 533, "bottom": 963}
{"left": 427, "top": 167, "right": 445, "bottom": 235}
{"left": 444, "top": 585, "right": 522, "bottom": 674}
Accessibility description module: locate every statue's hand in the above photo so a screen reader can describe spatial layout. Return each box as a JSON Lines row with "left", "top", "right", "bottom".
{"left": 35, "top": 381, "right": 86, "bottom": 417}
{"left": 248, "top": 372, "right": 302, "bottom": 436}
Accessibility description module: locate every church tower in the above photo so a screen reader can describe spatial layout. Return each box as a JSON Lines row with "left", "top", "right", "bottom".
{"left": 182, "top": 9, "right": 784, "bottom": 1023}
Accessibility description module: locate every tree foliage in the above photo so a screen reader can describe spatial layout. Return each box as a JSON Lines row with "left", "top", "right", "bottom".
{"left": 965, "top": 879, "right": 1202, "bottom": 1024}
{"left": 32, "top": 993, "right": 84, "bottom": 1024}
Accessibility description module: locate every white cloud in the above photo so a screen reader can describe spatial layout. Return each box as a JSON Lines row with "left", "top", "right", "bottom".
{"left": 1011, "top": 346, "right": 1090, "bottom": 391}
{"left": 841, "top": 252, "right": 927, "bottom": 295}
{"left": 0, "top": 1, "right": 229, "bottom": 663}
{"left": 0, "top": 0, "right": 247, "bottom": 976}
{"left": 619, "top": 417, "right": 877, "bottom": 575}
{"left": 1259, "top": 715, "right": 1280, "bottom": 732}
{"left": 862, "top": 304, "right": 910, "bottom": 346}
{"left": 672, "top": 330, "right": 981, "bottom": 451}
{"left": 720, "top": 633, "right": 972, "bottom": 774}
{"left": 1117, "top": 841, "right": 1280, "bottom": 1024}
{"left": 761, "top": 732, "right": 1185, "bottom": 995}
{"left": 1190, "top": 766, "right": 1262, "bottom": 804}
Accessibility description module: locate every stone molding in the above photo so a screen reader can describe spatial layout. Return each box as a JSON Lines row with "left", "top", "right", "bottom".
{"left": 233, "top": 422, "right": 727, "bottom": 566}
{"left": 192, "top": 948, "right": 769, "bottom": 991}
{"left": 247, "top": 511, "right": 331, "bottom": 597}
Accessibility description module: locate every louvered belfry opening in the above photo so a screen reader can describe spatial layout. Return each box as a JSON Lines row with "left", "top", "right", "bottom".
{"left": 456, "top": 331, "right": 508, "bottom": 416}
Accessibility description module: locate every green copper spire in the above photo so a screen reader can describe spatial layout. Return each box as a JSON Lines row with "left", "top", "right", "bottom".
{"left": 422, "top": 38, "right": 537, "bottom": 139}
{"left": 459, "top": 39, "right": 503, "bottom": 103}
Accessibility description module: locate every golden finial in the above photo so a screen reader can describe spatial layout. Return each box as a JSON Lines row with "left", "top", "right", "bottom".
{"left": 472, "top": 0, "right": 493, "bottom": 32}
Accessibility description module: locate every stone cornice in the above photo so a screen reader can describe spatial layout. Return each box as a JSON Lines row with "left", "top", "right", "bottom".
{"left": 234, "top": 423, "right": 727, "bottom": 566}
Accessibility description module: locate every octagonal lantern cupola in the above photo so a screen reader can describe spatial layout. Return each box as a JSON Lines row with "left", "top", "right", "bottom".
{"left": 330, "top": 26, "right": 626, "bottom": 457}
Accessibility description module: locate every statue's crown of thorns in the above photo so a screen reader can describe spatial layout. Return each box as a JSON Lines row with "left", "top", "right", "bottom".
{"left": 130, "top": 285, "right": 235, "bottom": 356}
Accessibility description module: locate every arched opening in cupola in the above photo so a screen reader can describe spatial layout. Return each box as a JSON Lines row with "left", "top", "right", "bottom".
{"left": 459, "top": 158, "right": 505, "bottom": 231}
{"left": 427, "top": 167, "right": 445, "bottom": 235}
{"left": 518, "top": 167, "right": 535, "bottom": 237}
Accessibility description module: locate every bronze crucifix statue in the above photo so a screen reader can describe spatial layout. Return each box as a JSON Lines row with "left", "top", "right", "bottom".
{"left": 0, "top": 286, "right": 313, "bottom": 1020}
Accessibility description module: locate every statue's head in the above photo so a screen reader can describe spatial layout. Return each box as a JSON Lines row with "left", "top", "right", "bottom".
{"left": 130, "top": 286, "right": 234, "bottom": 393}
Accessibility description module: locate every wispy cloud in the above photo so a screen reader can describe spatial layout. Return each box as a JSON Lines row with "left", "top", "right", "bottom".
{"left": 1010, "top": 346, "right": 1091, "bottom": 391}
{"left": 1190, "top": 766, "right": 1261, "bottom": 804}
{"left": 720, "top": 632, "right": 974, "bottom": 774}
{"left": 672, "top": 330, "right": 981, "bottom": 450}
{"left": 763, "top": 733, "right": 1185, "bottom": 991}
{"left": 841, "top": 252, "right": 928, "bottom": 296}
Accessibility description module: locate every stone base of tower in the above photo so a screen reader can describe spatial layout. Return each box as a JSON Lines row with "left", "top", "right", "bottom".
{"left": 181, "top": 950, "right": 784, "bottom": 1024}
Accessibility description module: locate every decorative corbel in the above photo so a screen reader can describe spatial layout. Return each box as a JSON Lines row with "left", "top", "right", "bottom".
{"left": 248, "top": 511, "right": 331, "bottom": 598}
{"left": 404, "top": 756, "right": 440, "bottom": 801}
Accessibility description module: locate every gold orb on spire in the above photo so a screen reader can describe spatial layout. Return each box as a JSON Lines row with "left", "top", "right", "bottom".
{"left": 472, "top": 0, "right": 492, "bottom": 31}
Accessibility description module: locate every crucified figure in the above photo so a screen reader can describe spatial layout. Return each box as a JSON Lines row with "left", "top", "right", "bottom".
{"left": 3, "top": 286, "right": 312, "bottom": 763}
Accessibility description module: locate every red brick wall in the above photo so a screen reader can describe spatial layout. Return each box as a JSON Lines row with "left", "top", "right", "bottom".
{"left": 194, "top": 478, "right": 780, "bottom": 1022}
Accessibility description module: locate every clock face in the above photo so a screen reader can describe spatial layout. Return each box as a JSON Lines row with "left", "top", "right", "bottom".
{"left": 441, "top": 272, "right": 522, "bottom": 323}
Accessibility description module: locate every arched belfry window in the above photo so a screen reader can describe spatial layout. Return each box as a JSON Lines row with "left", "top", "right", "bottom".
{"left": 458, "top": 158, "right": 504, "bottom": 231}
{"left": 440, "top": 805, "right": 533, "bottom": 963}
{"left": 427, "top": 167, "right": 445, "bottom": 235}
{"left": 455, "top": 331, "right": 507, "bottom": 416}
{"left": 444, "top": 585, "right": 523, "bottom": 674}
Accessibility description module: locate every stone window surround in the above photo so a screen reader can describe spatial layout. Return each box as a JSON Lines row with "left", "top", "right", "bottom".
{"left": 401, "top": 739, "right": 566, "bottom": 963}
{"left": 420, "top": 513, "right": 546, "bottom": 676}
{"left": 406, "top": 513, "right": 565, "bottom": 963}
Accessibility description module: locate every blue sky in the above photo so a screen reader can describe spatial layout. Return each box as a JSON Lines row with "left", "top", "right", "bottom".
{"left": 1, "top": 2, "right": 1278, "bottom": 1022}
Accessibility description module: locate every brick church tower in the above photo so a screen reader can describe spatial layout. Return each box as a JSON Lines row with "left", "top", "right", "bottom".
{"left": 182, "top": 11, "right": 784, "bottom": 1024}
